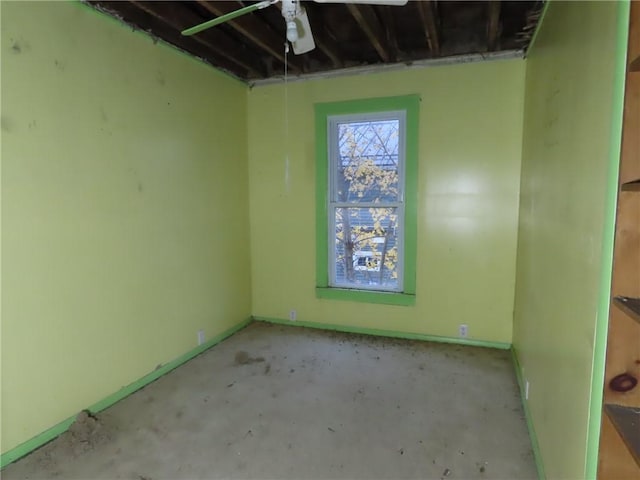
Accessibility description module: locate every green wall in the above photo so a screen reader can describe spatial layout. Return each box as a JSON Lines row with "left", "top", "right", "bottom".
{"left": 513, "top": 1, "right": 627, "bottom": 478}
{"left": 248, "top": 60, "right": 525, "bottom": 343}
{"left": 1, "top": 1, "right": 251, "bottom": 453}
{"left": 3, "top": 0, "right": 627, "bottom": 473}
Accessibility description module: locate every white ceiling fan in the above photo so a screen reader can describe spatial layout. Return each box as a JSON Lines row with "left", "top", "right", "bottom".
{"left": 182, "top": 0, "right": 408, "bottom": 55}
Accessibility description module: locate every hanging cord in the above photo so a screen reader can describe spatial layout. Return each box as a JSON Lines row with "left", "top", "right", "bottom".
{"left": 284, "top": 41, "right": 290, "bottom": 192}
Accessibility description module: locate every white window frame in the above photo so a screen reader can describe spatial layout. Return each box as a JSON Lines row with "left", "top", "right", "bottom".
{"left": 327, "top": 111, "right": 407, "bottom": 292}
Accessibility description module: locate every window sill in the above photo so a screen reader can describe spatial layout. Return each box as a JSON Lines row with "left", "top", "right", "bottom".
{"left": 316, "top": 287, "right": 415, "bottom": 306}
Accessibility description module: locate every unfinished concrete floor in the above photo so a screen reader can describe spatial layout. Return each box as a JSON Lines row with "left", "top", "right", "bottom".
{"left": 4, "top": 322, "right": 537, "bottom": 480}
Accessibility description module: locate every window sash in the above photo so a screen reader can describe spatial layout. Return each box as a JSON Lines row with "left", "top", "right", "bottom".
{"left": 328, "top": 111, "right": 406, "bottom": 205}
{"left": 329, "top": 205, "right": 405, "bottom": 292}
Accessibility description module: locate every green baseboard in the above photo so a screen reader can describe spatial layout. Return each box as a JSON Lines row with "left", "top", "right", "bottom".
{"left": 253, "top": 316, "right": 512, "bottom": 350}
{"left": 0, "top": 318, "right": 251, "bottom": 469}
{"left": 511, "top": 348, "right": 546, "bottom": 480}
{"left": 2, "top": 316, "right": 513, "bottom": 469}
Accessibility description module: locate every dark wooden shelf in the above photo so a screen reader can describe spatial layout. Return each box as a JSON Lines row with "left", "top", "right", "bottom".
{"left": 604, "top": 404, "right": 640, "bottom": 466}
{"left": 621, "top": 179, "right": 640, "bottom": 191}
{"left": 613, "top": 296, "right": 640, "bottom": 324}
{"left": 630, "top": 54, "right": 640, "bottom": 72}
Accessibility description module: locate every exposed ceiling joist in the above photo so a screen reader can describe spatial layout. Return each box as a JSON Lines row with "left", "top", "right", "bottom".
{"left": 416, "top": 0, "right": 440, "bottom": 57}
{"left": 313, "top": 31, "right": 344, "bottom": 69}
{"left": 346, "top": 3, "right": 391, "bottom": 63}
{"left": 86, "top": 0, "right": 543, "bottom": 83}
{"left": 92, "top": 1, "right": 241, "bottom": 75}
{"left": 304, "top": 3, "right": 344, "bottom": 68}
{"left": 197, "top": 0, "right": 303, "bottom": 74}
{"left": 129, "top": 1, "right": 265, "bottom": 78}
{"left": 380, "top": 6, "right": 399, "bottom": 62}
{"left": 487, "top": 1, "right": 501, "bottom": 51}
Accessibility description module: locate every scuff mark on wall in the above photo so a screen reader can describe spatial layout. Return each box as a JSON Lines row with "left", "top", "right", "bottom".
{"left": 1, "top": 116, "right": 14, "bottom": 133}
{"left": 10, "top": 37, "right": 31, "bottom": 54}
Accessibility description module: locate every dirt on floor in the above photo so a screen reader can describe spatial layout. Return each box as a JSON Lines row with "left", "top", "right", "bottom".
{"left": 3, "top": 322, "right": 537, "bottom": 480}
{"left": 25, "top": 409, "right": 115, "bottom": 476}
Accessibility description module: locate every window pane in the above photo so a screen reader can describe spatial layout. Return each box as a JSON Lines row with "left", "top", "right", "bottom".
{"left": 334, "top": 207, "right": 400, "bottom": 290}
{"left": 336, "top": 120, "right": 400, "bottom": 203}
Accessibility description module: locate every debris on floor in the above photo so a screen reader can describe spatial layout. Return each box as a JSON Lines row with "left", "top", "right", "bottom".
{"left": 3, "top": 322, "right": 537, "bottom": 480}
{"left": 65, "top": 410, "right": 112, "bottom": 455}
{"left": 234, "top": 350, "right": 265, "bottom": 365}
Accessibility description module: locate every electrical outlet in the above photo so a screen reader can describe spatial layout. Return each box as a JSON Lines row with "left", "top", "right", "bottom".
{"left": 289, "top": 310, "right": 297, "bottom": 321}
{"left": 197, "top": 329, "right": 205, "bottom": 345}
{"left": 458, "top": 324, "right": 468, "bottom": 338}
{"left": 525, "top": 380, "right": 530, "bottom": 400}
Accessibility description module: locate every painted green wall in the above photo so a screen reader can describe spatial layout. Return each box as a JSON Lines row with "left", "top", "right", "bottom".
{"left": 1, "top": 1, "right": 251, "bottom": 453}
{"left": 513, "top": 1, "right": 626, "bottom": 478}
{"left": 248, "top": 60, "right": 525, "bottom": 343}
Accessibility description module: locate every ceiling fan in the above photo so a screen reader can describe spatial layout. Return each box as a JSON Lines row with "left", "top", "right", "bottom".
{"left": 182, "top": 0, "right": 408, "bottom": 55}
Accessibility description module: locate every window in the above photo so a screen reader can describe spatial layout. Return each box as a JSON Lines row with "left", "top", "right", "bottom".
{"left": 330, "top": 114, "right": 404, "bottom": 291}
{"left": 315, "top": 95, "right": 419, "bottom": 306}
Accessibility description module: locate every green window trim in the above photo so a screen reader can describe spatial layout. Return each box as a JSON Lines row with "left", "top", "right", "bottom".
{"left": 315, "top": 94, "right": 420, "bottom": 305}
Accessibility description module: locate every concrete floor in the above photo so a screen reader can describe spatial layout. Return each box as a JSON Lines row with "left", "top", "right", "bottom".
{"left": 4, "top": 322, "right": 537, "bottom": 480}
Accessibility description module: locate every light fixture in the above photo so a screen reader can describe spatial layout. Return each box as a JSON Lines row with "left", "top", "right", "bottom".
{"left": 286, "top": 20, "right": 298, "bottom": 42}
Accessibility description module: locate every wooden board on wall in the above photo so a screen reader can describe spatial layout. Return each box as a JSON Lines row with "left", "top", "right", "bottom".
{"left": 619, "top": 73, "right": 640, "bottom": 185}
{"left": 598, "top": 413, "right": 639, "bottom": 479}
{"left": 599, "top": 1, "right": 640, "bottom": 478}
{"left": 619, "top": 1, "right": 640, "bottom": 185}
{"left": 603, "top": 309, "right": 640, "bottom": 408}
{"left": 610, "top": 194, "right": 640, "bottom": 295}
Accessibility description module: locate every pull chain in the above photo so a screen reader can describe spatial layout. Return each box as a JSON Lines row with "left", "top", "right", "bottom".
{"left": 284, "top": 42, "right": 290, "bottom": 192}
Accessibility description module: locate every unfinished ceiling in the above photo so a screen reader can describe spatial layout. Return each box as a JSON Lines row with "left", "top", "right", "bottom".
{"left": 86, "top": 1, "right": 543, "bottom": 83}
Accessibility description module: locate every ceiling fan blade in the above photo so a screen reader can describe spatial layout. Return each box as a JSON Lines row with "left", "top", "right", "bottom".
{"left": 292, "top": 7, "right": 316, "bottom": 54}
{"left": 181, "top": 0, "right": 277, "bottom": 36}
{"left": 314, "top": 0, "right": 408, "bottom": 5}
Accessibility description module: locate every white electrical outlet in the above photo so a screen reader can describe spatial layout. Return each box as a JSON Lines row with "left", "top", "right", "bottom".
{"left": 525, "top": 380, "right": 530, "bottom": 400}
{"left": 289, "top": 310, "right": 297, "bottom": 321}
{"left": 197, "top": 329, "right": 205, "bottom": 345}
{"left": 458, "top": 324, "right": 468, "bottom": 338}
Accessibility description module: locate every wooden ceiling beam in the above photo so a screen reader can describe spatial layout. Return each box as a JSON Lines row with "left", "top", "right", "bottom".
{"left": 487, "top": 1, "right": 501, "bottom": 51}
{"left": 416, "top": 0, "right": 440, "bottom": 56}
{"left": 129, "top": 1, "right": 265, "bottom": 78}
{"left": 346, "top": 4, "right": 391, "bottom": 63}
{"left": 197, "top": 1, "right": 303, "bottom": 74}
{"left": 90, "top": 1, "right": 247, "bottom": 77}
{"left": 314, "top": 31, "right": 345, "bottom": 69}
{"left": 380, "top": 6, "right": 399, "bottom": 62}
{"left": 303, "top": 3, "right": 344, "bottom": 68}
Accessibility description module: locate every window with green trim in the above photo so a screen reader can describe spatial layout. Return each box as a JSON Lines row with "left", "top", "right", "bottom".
{"left": 315, "top": 95, "right": 419, "bottom": 306}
